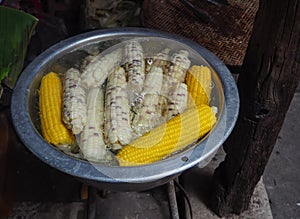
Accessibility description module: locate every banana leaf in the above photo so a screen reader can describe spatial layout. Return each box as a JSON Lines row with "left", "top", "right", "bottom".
{"left": 0, "top": 6, "right": 38, "bottom": 90}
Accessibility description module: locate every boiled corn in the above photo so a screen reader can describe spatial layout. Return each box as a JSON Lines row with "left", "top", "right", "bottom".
{"left": 166, "top": 50, "right": 191, "bottom": 82}
{"left": 124, "top": 40, "right": 145, "bottom": 104}
{"left": 104, "top": 67, "right": 134, "bottom": 150}
{"left": 116, "top": 104, "right": 216, "bottom": 166}
{"left": 39, "top": 72, "right": 74, "bottom": 146}
{"left": 131, "top": 66, "right": 164, "bottom": 136}
{"left": 63, "top": 68, "right": 87, "bottom": 135}
{"left": 145, "top": 48, "right": 171, "bottom": 73}
{"left": 166, "top": 82, "right": 188, "bottom": 119}
{"left": 81, "top": 48, "right": 123, "bottom": 88}
{"left": 152, "top": 48, "right": 171, "bottom": 68}
{"left": 186, "top": 65, "right": 212, "bottom": 106}
{"left": 80, "top": 88, "right": 112, "bottom": 162}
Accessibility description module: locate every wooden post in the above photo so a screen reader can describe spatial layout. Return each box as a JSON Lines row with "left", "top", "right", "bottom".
{"left": 209, "top": 0, "right": 300, "bottom": 216}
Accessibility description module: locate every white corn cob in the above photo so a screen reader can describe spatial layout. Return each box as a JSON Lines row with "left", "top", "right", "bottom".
{"left": 160, "top": 75, "right": 179, "bottom": 98}
{"left": 124, "top": 40, "right": 145, "bottom": 104}
{"left": 159, "top": 75, "right": 178, "bottom": 117}
{"left": 81, "top": 48, "right": 123, "bottom": 88}
{"left": 131, "top": 66, "right": 164, "bottom": 136}
{"left": 62, "top": 68, "right": 87, "bottom": 135}
{"left": 142, "top": 66, "right": 164, "bottom": 95}
{"left": 166, "top": 82, "right": 188, "bottom": 119}
{"left": 80, "top": 53, "right": 98, "bottom": 70}
{"left": 80, "top": 88, "right": 112, "bottom": 163}
{"left": 153, "top": 48, "right": 171, "bottom": 69}
{"left": 145, "top": 48, "right": 171, "bottom": 73}
{"left": 104, "top": 67, "right": 134, "bottom": 150}
{"left": 166, "top": 50, "right": 191, "bottom": 82}
{"left": 159, "top": 50, "right": 190, "bottom": 118}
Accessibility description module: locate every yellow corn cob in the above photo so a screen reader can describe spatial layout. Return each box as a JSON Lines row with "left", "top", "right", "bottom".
{"left": 39, "top": 72, "right": 74, "bottom": 146}
{"left": 116, "top": 104, "right": 216, "bottom": 166}
{"left": 186, "top": 65, "right": 212, "bottom": 106}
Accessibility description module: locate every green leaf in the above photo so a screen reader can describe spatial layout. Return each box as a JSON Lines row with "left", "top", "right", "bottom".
{"left": 0, "top": 6, "right": 38, "bottom": 89}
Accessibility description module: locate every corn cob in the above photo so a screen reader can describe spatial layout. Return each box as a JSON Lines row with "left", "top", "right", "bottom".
{"left": 166, "top": 50, "right": 191, "bottom": 82}
{"left": 145, "top": 48, "right": 171, "bottom": 73}
{"left": 186, "top": 65, "right": 212, "bottom": 106}
{"left": 80, "top": 53, "right": 98, "bottom": 70}
{"left": 159, "top": 50, "right": 190, "bottom": 117}
{"left": 116, "top": 104, "right": 217, "bottom": 166}
{"left": 160, "top": 75, "right": 181, "bottom": 118}
{"left": 166, "top": 83, "right": 188, "bottom": 119}
{"left": 142, "top": 66, "right": 163, "bottom": 95}
{"left": 124, "top": 40, "right": 145, "bottom": 104}
{"left": 39, "top": 72, "right": 74, "bottom": 146}
{"left": 131, "top": 66, "right": 164, "bottom": 136}
{"left": 62, "top": 68, "right": 87, "bottom": 135}
{"left": 152, "top": 48, "right": 171, "bottom": 68}
{"left": 161, "top": 75, "right": 178, "bottom": 97}
{"left": 104, "top": 67, "right": 134, "bottom": 150}
{"left": 80, "top": 88, "right": 112, "bottom": 162}
{"left": 81, "top": 48, "right": 122, "bottom": 88}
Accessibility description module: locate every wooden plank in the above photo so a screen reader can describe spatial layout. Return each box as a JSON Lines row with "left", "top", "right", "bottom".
{"left": 209, "top": 0, "right": 300, "bottom": 216}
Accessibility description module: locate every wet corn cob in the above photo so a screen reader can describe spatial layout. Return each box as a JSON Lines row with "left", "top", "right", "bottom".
{"left": 166, "top": 50, "right": 191, "bottom": 82}
{"left": 186, "top": 65, "right": 212, "bottom": 106}
{"left": 153, "top": 48, "right": 171, "bottom": 68}
{"left": 124, "top": 40, "right": 145, "bottom": 104}
{"left": 166, "top": 83, "right": 188, "bottom": 119}
{"left": 39, "top": 72, "right": 74, "bottom": 146}
{"left": 146, "top": 48, "right": 171, "bottom": 73}
{"left": 131, "top": 66, "right": 164, "bottom": 136}
{"left": 81, "top": 48, "right": 123, "bottom": 88}
{"left": 116, "top": 104, "right": 217, "bottom": 166}
{"left": 63, "top": 68, "right": 87, "bottom": 135}
{"left": 159, "top": 50, "right": 190, "bottom": 117}
{"left": 159, "top": 75, "right": 184, "bottom": 118}
{"left": 104, "top": 67, "right": 134, "bottom": 150}
{"left": 80, "top": 53, "right": 98, "bottom": 70}
{"left": 142, "top": 66, "right": 163, "bottom": 95}
{"left": 80, "top": 88, "right": 112, "bottom": 162}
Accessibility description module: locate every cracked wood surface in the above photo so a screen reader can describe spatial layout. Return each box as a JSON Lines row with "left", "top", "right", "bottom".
{"left": 209, "top": 0, "right": 300, "bottom": 216}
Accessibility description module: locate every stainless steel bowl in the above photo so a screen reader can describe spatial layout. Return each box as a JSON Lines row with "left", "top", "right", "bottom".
{"left": 11, "top": 28, "right": 239, "bottom": 191}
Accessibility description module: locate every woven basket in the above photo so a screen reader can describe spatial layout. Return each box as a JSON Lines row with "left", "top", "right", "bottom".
{"left": 141, "top": 0, "right": 259, "bottom": 66}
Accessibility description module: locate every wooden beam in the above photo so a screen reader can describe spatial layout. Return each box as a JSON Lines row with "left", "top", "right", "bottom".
{"left": 209, "top": 0, "right": 300, "bottom": 216}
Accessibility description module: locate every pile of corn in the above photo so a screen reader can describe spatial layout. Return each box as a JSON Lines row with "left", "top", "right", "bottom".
{"left": 38, "top": 39, "right": 217, "bottom": 166}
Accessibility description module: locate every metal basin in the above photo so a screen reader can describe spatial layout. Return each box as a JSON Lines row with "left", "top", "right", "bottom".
{"left": 11, "top": 28, "right": 239, "bottom": 191}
